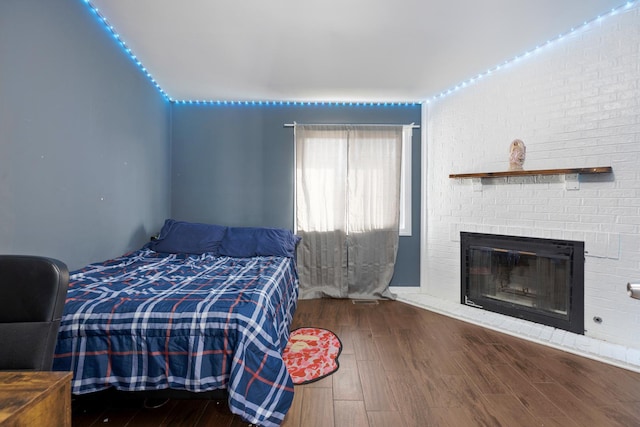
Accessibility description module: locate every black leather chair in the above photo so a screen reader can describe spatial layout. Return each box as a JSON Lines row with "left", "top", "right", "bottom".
{"left": 0, "top": 255, "right": 69, "bottom": 370}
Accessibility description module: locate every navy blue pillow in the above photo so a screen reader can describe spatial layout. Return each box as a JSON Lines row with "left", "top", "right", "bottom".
{"left": 219, "top": 227, "right": 258, "bottom": 258}
{"left": 255, "top": 228, "right": 300, "bottom": 258}
{"left": 219, "top": 227, "right": 300, "bottom": 258}
{"left": 150, "top": 219, "right": 227, "bottom": 255}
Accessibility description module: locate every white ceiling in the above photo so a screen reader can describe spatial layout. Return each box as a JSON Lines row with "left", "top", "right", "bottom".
{"left": 90, "top": 0, "right": 627, "bottom": 103}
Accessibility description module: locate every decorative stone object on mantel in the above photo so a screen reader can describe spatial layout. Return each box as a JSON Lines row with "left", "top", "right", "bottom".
{"left": 508, "top": 139, "right": 526, "bottom": 171}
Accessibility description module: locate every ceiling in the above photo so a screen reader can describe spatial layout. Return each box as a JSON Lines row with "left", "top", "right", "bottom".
{"left": 90, "top": 0, "right": 627, "bottom": 103}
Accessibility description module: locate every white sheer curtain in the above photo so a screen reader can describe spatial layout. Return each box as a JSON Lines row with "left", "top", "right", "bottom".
{"left": 295, "top": 124, "right": 403, "bottom": 299}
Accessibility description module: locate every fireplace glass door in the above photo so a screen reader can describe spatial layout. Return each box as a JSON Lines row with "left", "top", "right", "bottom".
{"left": 468, "top": 247, "right": 570, "bottom": 317}
{"left": 461, "top": 233, "right": 584, "bottom": 334}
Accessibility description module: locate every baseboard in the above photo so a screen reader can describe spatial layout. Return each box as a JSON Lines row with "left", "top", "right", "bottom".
{"left": 389, "top": 286, "right": 420, "bottom": 294}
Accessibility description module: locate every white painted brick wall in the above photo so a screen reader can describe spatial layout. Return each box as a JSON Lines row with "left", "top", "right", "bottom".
{"left": 424, "top": 4, "right": 640, "bottom": 350}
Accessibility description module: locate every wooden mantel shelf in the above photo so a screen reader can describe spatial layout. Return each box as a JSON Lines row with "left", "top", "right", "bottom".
{"left": 449, "top": 166, "right": 612, "bottom": 179}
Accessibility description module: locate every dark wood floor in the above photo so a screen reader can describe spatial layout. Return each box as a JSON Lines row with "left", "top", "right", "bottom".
{"left": 72, "top": 299, "right": 640, "bottom": 426}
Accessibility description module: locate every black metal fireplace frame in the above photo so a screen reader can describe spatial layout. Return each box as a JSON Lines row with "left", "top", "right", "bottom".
{"left": 460, "top": 232, "right": 584, "bottom": 335}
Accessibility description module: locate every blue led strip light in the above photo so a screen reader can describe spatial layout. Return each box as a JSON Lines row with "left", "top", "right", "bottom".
{"left": 83, "top": 0, "right": 637, "bottom": 106}
{"left": 82, "top": 1, "right": 415, "bottom": 106}
{"left": 427, "top": 0, "right": 638, "bottom": 103}
{"left": 83, "top": 0, "right": 171, "bottom": 101}
{"left": 172, "top": 100, "right": 421, "bottom": 107}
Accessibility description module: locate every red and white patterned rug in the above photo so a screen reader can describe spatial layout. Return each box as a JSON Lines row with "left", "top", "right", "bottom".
{"left": 283, "top": 327, "right": 342, "bottom": 385}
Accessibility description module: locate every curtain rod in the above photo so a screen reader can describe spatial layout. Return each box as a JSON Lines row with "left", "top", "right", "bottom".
{"left": 283, "top": 122, "right": 419, "bottom": 129}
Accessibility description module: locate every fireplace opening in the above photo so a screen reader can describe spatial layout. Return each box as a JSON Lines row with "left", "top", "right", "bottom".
{"left": 461, "top": 232, "right": 584, "bottom": 334}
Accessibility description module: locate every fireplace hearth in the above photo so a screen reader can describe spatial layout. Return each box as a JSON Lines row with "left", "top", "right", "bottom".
{"left": 461, "top": 232, "right": 584, "bottom": 334}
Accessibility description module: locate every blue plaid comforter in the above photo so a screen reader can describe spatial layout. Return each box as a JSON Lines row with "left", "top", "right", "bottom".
{"left": 53, "top": 248, "right": 299, "bottom": 426}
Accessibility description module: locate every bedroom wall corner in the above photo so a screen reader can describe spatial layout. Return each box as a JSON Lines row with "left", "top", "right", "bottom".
{"left": 169, "top": 103, "right": 422, "bottom": 287}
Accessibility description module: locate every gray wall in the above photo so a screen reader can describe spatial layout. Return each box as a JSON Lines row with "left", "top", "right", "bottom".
{"left": 0, "top": 0, "right": 171, "bottom": 271}
{"left": 0, "top": 0, "right": 420, "bottom": 285}
{"left": 171, "top": 103, "right": 421, "bottom": 286}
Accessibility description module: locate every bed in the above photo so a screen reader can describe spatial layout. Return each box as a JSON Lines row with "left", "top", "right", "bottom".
{"left": 53, "top": 220, "right": 300, "bottom": 427}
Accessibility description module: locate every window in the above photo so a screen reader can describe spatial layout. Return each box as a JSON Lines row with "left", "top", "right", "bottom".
{"left": 294, "top": 124, "right": 413, "bottom": 236}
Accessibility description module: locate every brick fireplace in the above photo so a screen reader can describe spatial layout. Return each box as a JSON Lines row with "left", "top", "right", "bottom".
{"left": 419, "top": 1, "right": 639, "bottom": 361}
{"left": 460, "top": 232, "right": 584, "bottom": 334}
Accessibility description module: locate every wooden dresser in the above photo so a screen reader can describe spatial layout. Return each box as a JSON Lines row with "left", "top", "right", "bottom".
{"left": 0, "top": 371, "right": 72, "bottom": 426}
